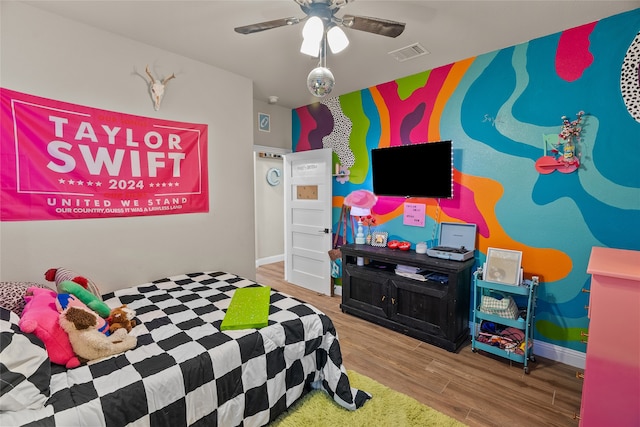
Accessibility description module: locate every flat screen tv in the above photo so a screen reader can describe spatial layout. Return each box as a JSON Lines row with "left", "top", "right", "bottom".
{"left": 371, "top": 140, "right": 453, "bottom": 198}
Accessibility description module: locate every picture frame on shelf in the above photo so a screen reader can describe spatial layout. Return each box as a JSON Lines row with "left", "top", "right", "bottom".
{"left": 371, "top": 231, "right": 388, "bottom": 247}
{"left": 485, "top": 247, "right": 522, "bottom": 286}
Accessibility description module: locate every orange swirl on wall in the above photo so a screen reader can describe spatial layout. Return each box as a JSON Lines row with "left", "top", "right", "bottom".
{"left": 429, "top": 57, "right": 476, "bottom": 141}
{"left": 447, "top": 173, "right": 571, "bottom": 282}
{"left": 369, "top": 86, "right": 391, "bottom": 148}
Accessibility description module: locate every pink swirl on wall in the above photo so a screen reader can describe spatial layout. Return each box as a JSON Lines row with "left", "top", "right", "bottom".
{"left": 556, "top": 22, "right": 597, "bottom": 82}
{"left": 295, "top": 103, "right": 335, "bottom": 151}
{"left": 371, "top": 196, "right": 405, "bottom": 215}
{"left": 377, "top": 64, "right": 454, "bottom": 146}
{"left": 294, "top": 107, "right": 315, "bottom": 152}
{"left": 371, "top": 182, "right": 488, "bottom": 237}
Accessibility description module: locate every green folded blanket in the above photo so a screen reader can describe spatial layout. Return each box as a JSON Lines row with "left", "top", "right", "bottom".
{"left": 220, "top": 286, "right": 271, "bottom": 331}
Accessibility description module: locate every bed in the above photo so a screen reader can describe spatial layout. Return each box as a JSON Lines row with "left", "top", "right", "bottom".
{"left": 0, "top": 271, "right": 370, "bottom": 426}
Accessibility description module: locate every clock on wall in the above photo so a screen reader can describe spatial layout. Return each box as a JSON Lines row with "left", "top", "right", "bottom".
{"left": 266, "top": 167, "right": 281, "bottom": 186}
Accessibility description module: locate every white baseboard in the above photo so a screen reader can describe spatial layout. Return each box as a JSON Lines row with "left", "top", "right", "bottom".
{"left": 333, "top": 285, "right": 342, "bottom": 296}
{"left": 532, "top": 340, "right": 585, "bottom": 369}
{"left": 255, "top": 254, "right": 284, "bottom": 268}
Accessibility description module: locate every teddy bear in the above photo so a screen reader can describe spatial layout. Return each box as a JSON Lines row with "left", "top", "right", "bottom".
{"left": 107, "top": 305, "right": 137, "bottom": 334}
{"left": 19, "top": 287, "right": 81, "bottom": 368}
{"left": 58, "top": 307, "right": 137, "bottom": 362}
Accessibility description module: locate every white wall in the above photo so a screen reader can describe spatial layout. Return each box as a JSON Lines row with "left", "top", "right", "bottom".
{"left": 0, "top": 2, "right": 257, "bottom": 293}
{"left": 252, "top": 99, "right": 291, "bottom": 266}
{"left": 253, "top": 99, "right": 292, "bottom": 151}
{"left": 254, "top": 152, "right": 285, "bottom": 266}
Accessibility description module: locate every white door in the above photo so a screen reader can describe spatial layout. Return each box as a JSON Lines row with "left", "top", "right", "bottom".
{"left": 284, "top": 148, "right": 332, "bottom": 296}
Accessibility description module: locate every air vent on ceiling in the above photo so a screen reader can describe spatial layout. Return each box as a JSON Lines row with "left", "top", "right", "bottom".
{"left": 388, "top": 43, "right": 430, "bottom": 62}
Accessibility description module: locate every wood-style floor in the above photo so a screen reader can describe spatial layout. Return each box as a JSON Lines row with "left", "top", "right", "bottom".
{"left": 257, "top": 262, "right": 583, "bottom": 427}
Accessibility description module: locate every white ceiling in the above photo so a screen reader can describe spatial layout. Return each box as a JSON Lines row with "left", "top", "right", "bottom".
{"left": 23, "top": 0, "right": 640, "bottom": 109}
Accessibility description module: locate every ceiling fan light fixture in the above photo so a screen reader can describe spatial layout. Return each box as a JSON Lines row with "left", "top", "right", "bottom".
{"left": 302, "top": 16, "right": 324, "bottom": 41}
{"left": 300, "top": 37, "right": 321, "bottom": 57}
{"left": 300, "top": 16, "right": 324, "bottom": 56}
{"left": 327, "top": 25, "right": 349, "bottom": 53}
{"left": 307, "top": 66, "right": 335, "bottom": 97}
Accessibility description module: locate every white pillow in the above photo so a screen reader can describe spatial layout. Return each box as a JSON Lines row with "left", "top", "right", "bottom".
{"left": 0, "top": 307, "right": 51, "bottom": 411}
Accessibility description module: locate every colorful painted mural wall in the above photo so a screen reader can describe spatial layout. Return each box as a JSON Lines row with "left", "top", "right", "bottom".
{"left": 292, "top": 9, "right": 640, "bottom": 353}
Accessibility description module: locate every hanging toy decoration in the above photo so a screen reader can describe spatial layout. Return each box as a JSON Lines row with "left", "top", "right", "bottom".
{"left": 535, "top": 111, "right": 585, "bottom": 174}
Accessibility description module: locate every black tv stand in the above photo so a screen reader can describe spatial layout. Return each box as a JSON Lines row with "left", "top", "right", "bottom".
{"left": 340, "top": 244, "right": 474, "bottom": 352}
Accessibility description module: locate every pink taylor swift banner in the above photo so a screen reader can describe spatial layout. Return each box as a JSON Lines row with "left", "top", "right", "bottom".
{"left": 1, "top": 88, "right": 209, "bottom": 221}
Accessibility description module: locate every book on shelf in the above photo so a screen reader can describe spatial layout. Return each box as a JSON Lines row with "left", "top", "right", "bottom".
{"left": 395, "top": 264, "right": 422, "bottom": 274}
{"left": 394, "top": 268, "right": 449, "bottom": 284}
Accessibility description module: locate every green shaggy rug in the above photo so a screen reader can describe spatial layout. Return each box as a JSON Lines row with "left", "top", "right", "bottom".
{"left": 270, "top": 370, "right": 466, "bottom": 426}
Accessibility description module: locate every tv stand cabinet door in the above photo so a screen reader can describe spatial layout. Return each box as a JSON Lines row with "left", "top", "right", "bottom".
{"left": 389, "top": 277, "right": 449, "bottom": 339}
{"left": 342, "top": 264, "right": 390, "bottom": 318}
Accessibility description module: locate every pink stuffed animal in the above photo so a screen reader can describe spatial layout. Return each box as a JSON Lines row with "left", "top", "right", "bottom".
{"left": 19, "top": 287, "right": 81, "bottom": 369}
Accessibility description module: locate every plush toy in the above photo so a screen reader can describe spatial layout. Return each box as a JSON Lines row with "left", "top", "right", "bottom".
{"left": 59, "top": 307, "right": 137, "bottom": 362}
{"left": 45, "top": 267, "right": 102, "bottom": 301}
{"left": 56, "top": 294, "right": 110, "bottom": 335}
{"left": 107, "top": 305, "right": 137, "bottom": 334}
{"left": 19, "top": 287, "right": 81, "bottom": 369}
{"left": 57, "top": 280, "right": 111, "bottom": 318}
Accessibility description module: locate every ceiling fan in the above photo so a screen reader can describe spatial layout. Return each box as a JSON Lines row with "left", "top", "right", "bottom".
{"left": 234, "top": 0, "right": 406, "bottom": 45}
{"left": 235, "top": 0, "right": 406, "bottom": 98}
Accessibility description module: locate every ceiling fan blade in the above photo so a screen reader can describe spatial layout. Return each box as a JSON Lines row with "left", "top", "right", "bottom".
{"left": 341, "top": 15, "right": 405, "bottom": 38}
{"left": 234, "top": 17, "right": 300, "bottom": 35}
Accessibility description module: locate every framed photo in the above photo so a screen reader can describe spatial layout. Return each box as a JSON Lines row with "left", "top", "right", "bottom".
{"left": 258, "top": 113, "right": 270, "bottom": 132}
{"left": 485, "top": 247, "right": 522, "bottom": 286}
{"left": 371, "top": 231, "right": 388, "bottom": 247}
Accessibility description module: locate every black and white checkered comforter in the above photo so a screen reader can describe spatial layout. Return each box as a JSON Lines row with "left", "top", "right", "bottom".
{"left": 1, "top": 271, "right": 370, "bottom": 426}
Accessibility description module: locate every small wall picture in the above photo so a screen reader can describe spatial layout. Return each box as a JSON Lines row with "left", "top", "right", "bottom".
{"left": 371, "top": 231, "right": 388, "bottom": 247}
{"left": 258, "top": 113, "right": 270, "bottom": 132}
{"left": 485, "top": 247, "right": 522, "bottom": 286}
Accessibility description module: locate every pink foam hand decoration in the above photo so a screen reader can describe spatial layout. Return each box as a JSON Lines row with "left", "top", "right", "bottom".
{"left": 19, "top": 287, "right": 81, "bottom": 368}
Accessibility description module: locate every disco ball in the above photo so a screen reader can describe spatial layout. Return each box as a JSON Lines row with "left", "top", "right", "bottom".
{"left": 307, "top": 66, "right": 335, "bottom": 97}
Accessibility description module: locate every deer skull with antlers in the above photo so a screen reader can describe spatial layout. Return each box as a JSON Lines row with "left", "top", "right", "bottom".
{"left": 145, "top": 65, "right": 175, "bottom": 111}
